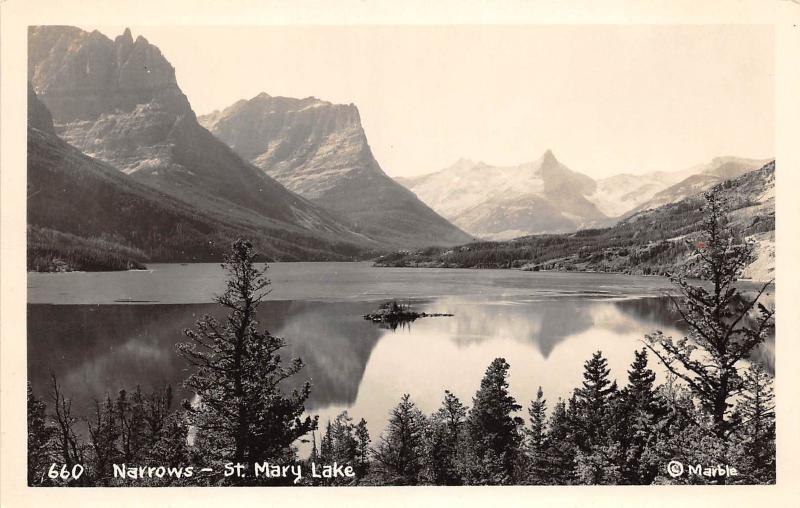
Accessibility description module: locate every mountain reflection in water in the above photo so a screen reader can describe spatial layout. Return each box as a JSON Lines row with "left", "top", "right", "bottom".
{"left": 28, "top": 295, "right": 773, "bottom": 444}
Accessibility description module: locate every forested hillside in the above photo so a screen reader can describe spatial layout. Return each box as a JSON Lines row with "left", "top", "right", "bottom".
{"left": 376, "top": 162, "right": 775, "bottom": 280}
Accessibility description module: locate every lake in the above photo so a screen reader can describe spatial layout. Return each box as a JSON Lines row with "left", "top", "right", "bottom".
{"left": 27, "top": 262, "right": 774, "bottom": 451}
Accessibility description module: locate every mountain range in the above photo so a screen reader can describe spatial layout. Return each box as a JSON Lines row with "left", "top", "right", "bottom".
{"left": 398, "top": 153, "right": 770, "bottom": 240}
{"left": 378, "top": 160, "right": 776, "bottom": 282}
{"left": 27, "top": 26, "right": 471, "bottom": 269}
{"left": 26, "top": 25, "right": 772, "bottom": 272}
{"left": 199, "top": 94, "right": 473, "bottom": 247}
{"left": 27, "top": 84, "right": 372, "bottom": 271}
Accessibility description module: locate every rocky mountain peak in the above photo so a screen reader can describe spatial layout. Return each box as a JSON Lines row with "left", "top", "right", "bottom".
{"left": 202, "top": 93, "right": 473, "bottom": 247}
{"left": 116, "top": 27, "right": 133, "bottom": 45}
{"left": 29, "top": 25, "right": 188, "bottom": 122}
{"left": 199, "top": 93, "right": 370, "bottom": 176}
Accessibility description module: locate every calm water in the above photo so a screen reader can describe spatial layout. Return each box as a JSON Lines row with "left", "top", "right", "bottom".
{"left": 27, "top": 263, "right": 774, "bottom": 449}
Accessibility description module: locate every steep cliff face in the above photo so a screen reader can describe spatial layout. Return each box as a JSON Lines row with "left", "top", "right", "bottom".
{"left": 27, "top": 88, "right": 372, "bottom": 267}
{"left": 398, "top": 151, "right": 611, "bottom": 240}
{"left": 200, "top": 94, "right": 474, "bottom": 248}
{"left": 28, "top": 26, "right": 372, "bottom": 250}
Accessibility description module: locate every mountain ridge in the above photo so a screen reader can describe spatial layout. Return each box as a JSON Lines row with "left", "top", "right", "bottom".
{"left": 28, "top": 25, "right": 380, "bottom": 255}
{"left": 376, "top": 160, "right": 775, "bottom": 281}
{"left": 398, "top": 153, "right": 770, "bottom": 239}
{"left": 199, "top": 93, "right": 474, "bottom": 248}
{"left": 397, "top": 151, "right": 612, "bottom": 240}
{"left": 27, "top": 86, "right": 373, "bottom": 270}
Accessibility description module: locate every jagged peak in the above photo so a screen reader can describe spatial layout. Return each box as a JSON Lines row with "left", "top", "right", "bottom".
{"left": 541, "top": 149, "right": 558, "bottom": 164}
{"left": 116, "top": 27, "right": 133, "bottom": 44}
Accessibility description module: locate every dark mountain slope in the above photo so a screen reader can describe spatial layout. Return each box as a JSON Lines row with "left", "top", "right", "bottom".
{"left": 27, "top": 88, "right": 371, "bottom": 271}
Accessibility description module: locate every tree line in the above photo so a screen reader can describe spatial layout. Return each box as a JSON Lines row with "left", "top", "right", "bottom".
{"left": 27, "top": 190, "right": 775, "bottom": 486}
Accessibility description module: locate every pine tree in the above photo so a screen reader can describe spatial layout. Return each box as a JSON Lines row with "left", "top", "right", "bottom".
{"left": 354, "top": 418, "right": 371, "bottom": 479}
{"left": 48, "top": 374, "right": 85, "bottom": 485}
{"left": 27, "top": 383, "right": 54, "bottom": 486}
{"left": 524, "top": 386, "right": 548, "bottom": 483}
{"left": 115, "top": 387, "right": 147, "bottom": 463}
{"left": 737, "top": 363, "right": 775, "bottom": 482}
{"left": 319, "top": 420, "right": 334, "bottom": 463}
{"left": 646, "top": 189, "right": 774, "bottom": 441}
{"left": 571, "top": 351, "right": 622, "bottom": 484}
{"left": 142, "top": 385, "right": 175, "bottom": 455}
{"left": 573, "top": 351, "right": 615, "bottom": 449}
{"left": 178, "top": 239, "right": 317, "bottom": 480}
{"left": 466, "top": 358, "right": 523, "bottom": 484}
{"left": 309, "top": 431, "right": 319, "bottom": 463}
{"left": 86, "top": 396, "right": 121, "bottom": 485}
{"left": 373, "top": 394, "right": 427, "bottom": 485}
{"left": 423, "top": 390, "right": 468, "bottom": 485}
{"left": 542, "top": 398, "right": 576, "bottom": 485}
{"left": 619, "top": 348, "right": 666, "bottom": 484}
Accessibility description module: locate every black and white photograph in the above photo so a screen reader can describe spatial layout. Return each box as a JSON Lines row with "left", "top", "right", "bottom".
{"left": 3, "top": 1, "right": 800, "bottom": 506}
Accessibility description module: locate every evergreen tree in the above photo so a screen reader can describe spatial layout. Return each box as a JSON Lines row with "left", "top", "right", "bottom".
{"left": 466, "top": 358, "right": 523, "bottom": 484}
{"left": 541, "top": 398, "right": 576, "bottom": 484}
{"left": 148, "top": 412, "right": 191, "bottom": 475}
{"left": 142, "top": 385, "right": 175, "bottom": 455}
{"left": 48, "top": 374, "right": 86, "bottom": 485}
{"left": 86, "top": 396, "right": 121, "bottom": 485}
{"left": 115, "top": 387, "right": 147, "bottom": 463}
{"left": 571, "top": 351, "right": 622, "bottom": 484}
{"left": 354, "top": 418, "right": 371, "bottom": 479}
{"left": 573, "top": 351, "right": 615, "bottom": 449}
{"left": 309, "top": 431, "right": 319, "bottom": 463}
{"left": 372, "top": 394, "right": 427, "bottom": 485}
{"left": 736, "top": 363, "right": 775, "bottom": 483}
{"left": 526, "top": 387, "right": 548, "bottom": 454}
{"left": 646, "top": 189, "right": 774, "bottom": 441}
{"left": 423, "top": 390, "right": 468, "bottom": 485}
{"left": 27, "top": 383, "right": 55, "bottom": 486}
{"left": 319, "top": 420, "right": 334, "bottom": 463}
{"left": 178, "top": 239, "right": 317, "bottom": 481}
{"left": 524, "top": 386, "right": 548, "bottom": 484}
{"left": 307, "top": 412, "right": 360, "bottom": 485}
{"left": 619, "top": 348, "right": 666, "bottom": 484}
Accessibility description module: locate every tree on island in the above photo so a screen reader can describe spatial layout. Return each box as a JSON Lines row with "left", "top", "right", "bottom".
{"left": 645, "top": 189, "right": 774, "bottom": 442}
{"left": 178, "top": 239, "right": 317, "bottom": 481}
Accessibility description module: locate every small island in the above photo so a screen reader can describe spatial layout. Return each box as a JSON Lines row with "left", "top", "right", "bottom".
{"left": 363, "top": 300, "right": 453, "bottom": 329}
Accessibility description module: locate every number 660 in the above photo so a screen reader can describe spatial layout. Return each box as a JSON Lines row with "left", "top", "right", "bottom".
{"left": 47, "top": 464, "right": 84, "bottom": 481}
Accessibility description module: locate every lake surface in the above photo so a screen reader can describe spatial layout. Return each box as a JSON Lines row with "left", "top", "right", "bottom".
{"left": 27, "top": 263, "right": 774, "bottom": 451}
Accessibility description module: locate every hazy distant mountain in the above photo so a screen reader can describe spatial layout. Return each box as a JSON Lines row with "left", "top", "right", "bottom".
{"left": 399, "top": 153, "right": 770, "bottom": 240}
{"left": 199, "top": 93, "right": 473, "bottom": 248}
{"left": 623, "top": 156, "right": 771, "bottom": 216}
{"left": 397, "top": 151, "right": 612, "bottom": 240}
{"left": 588, "top": 167, "right": 699, "bottom": 217}
{"left": 28, "top": 26, "right": 377, "bottom": 257}
{"left": 27, "top": 85, "right": 371, "bottom": 271}
{"left": 378, "top": 160, "right": 775, "bottom": 281}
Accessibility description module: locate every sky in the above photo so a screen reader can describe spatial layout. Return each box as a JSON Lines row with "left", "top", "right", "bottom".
{"left": 88, "top": 25, "right": 774, "bottom": 178}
